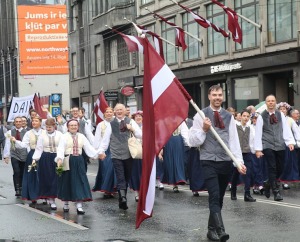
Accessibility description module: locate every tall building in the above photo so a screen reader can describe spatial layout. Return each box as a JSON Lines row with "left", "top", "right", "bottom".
{"left": 136, "top": 0, "right": 300, "bottom": 115}
{"left": 67, "top": 0, "right": 300, "bottom": 119}
{"left": 67, "top": 0, "right": 138, "bottom": 118}
{"left": 0, "top": 0, "right": 70, "bottom": 122}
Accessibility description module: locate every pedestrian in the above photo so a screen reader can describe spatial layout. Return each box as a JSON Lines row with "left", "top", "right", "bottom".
{"left": 254, "top": 95, "right": 295, "bottom": 201}
{"left": 55, "top": 119, "right": 101, "bottom": 214}
{"left": 21, "top": 116, "right": 31, "bottom": 131}
{"left": 160, "top": 122, "right": 189, "bottom": 192}
{"left": 99, "top": 103, "right": 142, "bottom": 210}
{"left": 3, "top": 117, "right": 28, "bottom": 197}
{"left": 13, "top": 116, "right": 45, "bottom": 203}
{"left": 92, "top": 107, "right": 116, "bottom": 198}
{"left": 32, "top": 118, "right": 63, "bottom": 210}
{"left": 189, "top": 84, "right": 246, "bottom": 242}
{"left": 231, "top": 109, "right": 256, "bottom": 202}
{"left": 276, "top": 102, "right": 300, "bottom": 188}
{"left": 129, "top": 110, "right": 143, "bottom": 202}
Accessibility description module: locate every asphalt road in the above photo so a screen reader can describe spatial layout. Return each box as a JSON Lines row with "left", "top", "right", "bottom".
{"left": 1, "top": 161, "right": 300, "bottom": 242}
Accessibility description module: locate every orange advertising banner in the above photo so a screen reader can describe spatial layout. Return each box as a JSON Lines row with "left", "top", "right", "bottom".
{"left": 18, "top": 5, "right": 69, "bottom": 75}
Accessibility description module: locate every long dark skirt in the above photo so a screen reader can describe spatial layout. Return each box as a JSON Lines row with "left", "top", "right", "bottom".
{"left": 161, "top": 135, "right": 186, "bottom": 185}
{"left": 92, "top": 149, "right": 116, "bottom": 194}
{"left": 129, "top": 158, "right": 142, "bottom": 191}
{"left": 22, "top": 149, "right": 39, "bottom": 201}
{"left": 58, "top": 155, "right": 92, "bottom": 202}
{"left": 188, "top": 147, "right": 205, "bottom": 191}
{"left": 280, "top": 147, "right": 300, "bottom": 182}
{"left": 38, "top": 152, "right": 58, "bottom": 198}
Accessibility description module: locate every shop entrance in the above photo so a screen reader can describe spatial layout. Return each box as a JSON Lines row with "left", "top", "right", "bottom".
{"left": 264, "top": 71, "right": 294, "bottom": 106}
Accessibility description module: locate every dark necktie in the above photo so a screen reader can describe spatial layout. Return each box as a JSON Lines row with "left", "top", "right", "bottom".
{"left": 16, "top": 130, "right": 21, "bottom": 141}
{"left": 270, "top": 113, "right": 278, "bottom": 124}
{"left": 119, "top": 120, "right": 127, "bottom": 132}
{"left": 214, "top": 111, "right": 225, "bottom": 129}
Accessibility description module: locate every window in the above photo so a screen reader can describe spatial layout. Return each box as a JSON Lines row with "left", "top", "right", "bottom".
{"left": 234, "top": 77, "right": 259, "bottom": 111}
{"left": 95, "top": 45, "right": 101, "bottom": 74}
{"left": 81, "top": 96, "right": 92, "bottom": 119}
{"left": 110, "top": 39, "right": 118, "bottom": 70}
{"left": 268, "top": 0, "right": 296, "bottom": 43}
{"left": 141, "top": 0, "right": 153, "bottom": 5}
{"left": 207, "top": 2, "right": 227, "bottom": 56}
{"left": 235, "top": 0, "right": 260, "bottom": 50}
{"left": 81, "top": 49, "right": 86, "bottom": 76}
{"left": 161, "top": 18, "right": 177, "bottom": 65}
{"left": 182, "top": 11, "right": 200, "bottom": 61}
{"left": 71, "top": 5, "right": 76, "bottom": 32}
{"left": 71, "top": 53, "right": 77, "bottom": 79}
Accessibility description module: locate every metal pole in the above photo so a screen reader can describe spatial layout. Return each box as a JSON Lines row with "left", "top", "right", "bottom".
{"left": 2, "top": 54, "right": 7, "bottom": 124}
{"left": 236, "top": 13, "right": 262, "bottom": 31}
{"left": 8, "top": 50, "right": 13, "bottom": 104}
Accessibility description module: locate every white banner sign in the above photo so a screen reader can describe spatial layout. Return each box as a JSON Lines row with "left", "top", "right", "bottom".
{"left": 7, "top": 95, "right": 35, "bottom": 122}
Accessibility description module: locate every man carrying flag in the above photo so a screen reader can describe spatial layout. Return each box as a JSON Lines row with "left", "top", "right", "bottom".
{"left": 189, "top": 85, "right": 246, "bottom": 241}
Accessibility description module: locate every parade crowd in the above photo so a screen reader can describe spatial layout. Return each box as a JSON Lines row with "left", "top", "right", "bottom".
{"left": 2, "top": 85, "right": 300, "bottom": 242}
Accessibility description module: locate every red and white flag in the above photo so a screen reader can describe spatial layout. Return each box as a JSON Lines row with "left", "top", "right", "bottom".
{"left": 177, "top": 3, "right": 229, "bottom": 38}
{"left": 153, "top": 13, "right": 187, "bottom": 51}
{"left": 136, "top": 38, "right": 191, "bottom": 228}
{"left": 33, "top": 94, "right": 48, "bottom": 119}
{"left": 112, "top": 29, "right": 144, "bottom": 53}
{"left": 212, "top": 0, "right": 242, "bottom": 43}
{"left": 93, "top": 90, "right": 109, "bottom": 125}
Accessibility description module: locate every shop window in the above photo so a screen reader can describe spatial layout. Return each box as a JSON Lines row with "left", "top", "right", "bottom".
{"left": 268, "top": 0, "right": 297, "bottom": 44}
{"left": 207, "top": 1, "right": 227, "bottom": 56}
{"left": 161, "top": 18, "right": 177, "bottom": 65}
{"left": 234, "top": 77, "right": 259, "bottom": 111}
{"left": 235, "top": 0, "right": 260, "bottom": 50}
{"left": 182, "top": 10, "right": 200, "bottom": 61}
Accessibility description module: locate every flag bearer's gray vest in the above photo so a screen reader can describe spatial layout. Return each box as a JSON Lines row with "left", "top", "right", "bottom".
{"left": 11, "top": 129, "right": 28, "bottom": 162}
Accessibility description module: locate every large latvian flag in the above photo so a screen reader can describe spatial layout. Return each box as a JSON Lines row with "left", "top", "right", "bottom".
{"left": 93, "top": 90, "right": 109, "bottom": 125}
{"left": 136, "top": 38, "right": 191, "bottom": 228}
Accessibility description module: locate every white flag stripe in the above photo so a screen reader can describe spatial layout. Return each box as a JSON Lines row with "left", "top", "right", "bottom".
{"left": 143, "top": 157, "right": 156, "bottom": 216}
{"left": 95, "top": 99, "right": 104, "bottom": 120}
{"left": 126, "top": 35, "right": 144, "bottom": 53}
{"left": 151, "top": 64, "right": 175, "bottom": 104}
{"left": 153, "top": 37, "right": 160, "bottom": 55}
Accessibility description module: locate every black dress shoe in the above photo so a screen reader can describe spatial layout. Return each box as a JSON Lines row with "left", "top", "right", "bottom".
{"left": 244, "top": 194, "right": 256, "bottom": 202}
{"left": 263, "top": 181, "right": 271, "bottom": 198}
{"left": 231, "top": 190, "right": 237, "bottom": 200}
{"left": 77, "top": 208, "right": 85, "bottom": 215}
{"left": 274, "top": 191, "right": 283, "bottom": 201}
{"left": 119, "top": 197, "right": 128, "bottom": 210}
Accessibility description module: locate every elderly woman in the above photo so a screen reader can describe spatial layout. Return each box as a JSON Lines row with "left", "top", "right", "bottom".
{"left": 92, "top": 107, "right": 116, "bottom": 198}
{"left": 13, "top": 116, "right": 45, "bottom": 203}
{"left": 277, "top": 102, "right": 300, "bottom": 188}
{"left": 32, "top": 118, "right": 63, "bottom": 210}
{"left": 55, "top": 119, "right": 101, "bottom": 215}
{"left": 129, "top": 110, "right": 143, "bottom": 202}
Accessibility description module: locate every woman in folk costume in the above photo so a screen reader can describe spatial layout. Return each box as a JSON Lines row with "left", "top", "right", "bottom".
{"left": 92, "top": 107, "right": 117, "bottom": 198}
{"left": 160, "top": 122, "right": 189, "bottom": 192}
{"left": 12, "top": 116, "right": 44, "bottom": 203}
{"left": 32, "top": 118, "right": 63, "bottom": 210}
{"left": 277, "top": 102, "right": 300, "bottom": 187}
{"left": 129, "top": 110, "right": 143, "bottom": 202}
{"left": 55, "top": 119, "right": 100, "bottom": 215}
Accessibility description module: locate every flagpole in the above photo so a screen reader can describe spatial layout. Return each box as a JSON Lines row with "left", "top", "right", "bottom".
{"left": 123, "top": 17, "right": 176, "bottom": 47}
{"left": 145, "top": 7, "right": 203, "bottom": 45}
{"left": 236, "top": 13, "right": 261, "bottom": 30}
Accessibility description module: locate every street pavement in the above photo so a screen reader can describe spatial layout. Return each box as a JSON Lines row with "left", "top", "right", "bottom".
{"left": 1, "top": 161, "right": 300, "bottom": 242}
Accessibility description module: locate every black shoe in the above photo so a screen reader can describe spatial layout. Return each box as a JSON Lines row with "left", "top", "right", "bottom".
{"left": 193, "top": 192, "right": 200, "bottom": 197}
{"left": 15, "top": 190, "right": 21, "bottom": 197}
{"left": 118, "top": 190, "right": 128, "bottom": 210}
{"left": 263, "top": 181, "right": 271, "bottom": 198}
{"left": 63, "top": 208, "right": 69, "bottom": 212}
{"left": 244, "top": 194, "right": 256, "bottom": 202}
{"left": 212, "top": 213, "right": 229, "bottom": 242}
{"left": 173, "top": 186, "right": 179, "bottom": 193}
{"left": 135, "top": 196, "right": 139, "bottom": 202}
{"left": 282, "top": 184, "right": 290, "bottom": 190}
{"left": 274, "top": 191, "right": 283, "bottom": 201}
{"left": 231, "top": 190, "right": 237, "bottom": 200}
{"left": 103, "top": 193, "right": 114, "bottom": 199}
{"left": 77, "top": 208, "right": 85, "bottom": 215}
{"left": 207, "top": 213, "right": 219, "bottom": 241}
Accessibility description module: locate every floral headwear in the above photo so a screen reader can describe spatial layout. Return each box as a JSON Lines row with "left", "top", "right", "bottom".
{"left": 276, "top": 102, "right": 291, "bottom": 111}
{"left": 132, "top": 110, "right": 143, "bottom": 119}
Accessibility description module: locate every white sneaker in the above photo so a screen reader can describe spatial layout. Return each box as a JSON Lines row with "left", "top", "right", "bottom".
{"left": 159, "top": 182, "right": 164, "bottom": 190}
{"left": 50, "top": 203, "right": 57, "bottom": 210}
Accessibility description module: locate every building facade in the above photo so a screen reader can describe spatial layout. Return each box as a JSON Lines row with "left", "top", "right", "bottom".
{"left": 67, "top": 0, "right": 138, "bottom": 118}
{"left": 67, "top": 0, "right": 300, "bottom": 119}
{"left": 136, "top": 0, "right": 300, "bottom": 117}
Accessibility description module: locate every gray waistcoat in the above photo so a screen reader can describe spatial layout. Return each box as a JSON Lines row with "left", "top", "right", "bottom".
{"left": 78, "top": 119, "right": 86, "bottom": 135}
{"left": 200, "top": 107, "right": 232, "bottom": 161}
{"left": 110, "top": 117, "right": 131, "bottom": 160}
{"left": 237, "top": 125, "right": 250, "bottom": 153}
{"left": 261, "top": 110, "right": 286, "bottom": 151}
{"left": 11, "top": 129, "right": 28, "bottom": 161}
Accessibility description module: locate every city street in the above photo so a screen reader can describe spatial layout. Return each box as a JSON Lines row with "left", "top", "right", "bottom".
{"left": 1, "top": 161, "right": 300, "bottom": 242}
